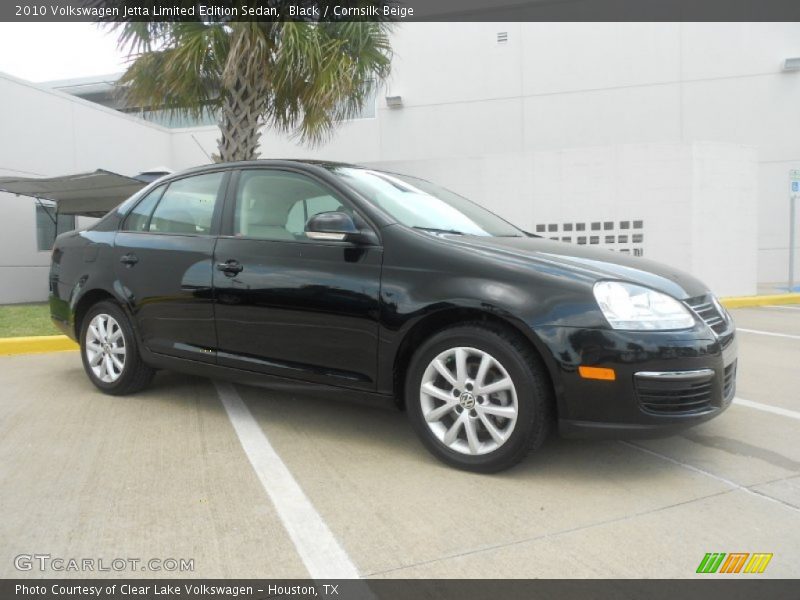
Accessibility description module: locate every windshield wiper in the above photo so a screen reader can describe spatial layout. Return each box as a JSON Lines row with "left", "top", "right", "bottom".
{"left": 413, "top": 226, "right": 465, "bottom": 235}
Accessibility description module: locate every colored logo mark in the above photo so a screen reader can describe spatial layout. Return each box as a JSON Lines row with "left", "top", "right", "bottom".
{"left": 696, "top": 552, "right": 773, "bottom": 574}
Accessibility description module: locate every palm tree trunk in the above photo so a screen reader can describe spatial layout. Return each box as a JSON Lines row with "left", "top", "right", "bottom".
{"left": 216, "top": 70, "right": 264, "bottom": 162}
{"left": 216, "top": 24, "right": 271, "bottom": 163}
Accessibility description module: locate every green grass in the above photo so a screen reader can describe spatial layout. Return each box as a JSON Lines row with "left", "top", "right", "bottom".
{"left": 0, "top": 303, "right": 59, "bottom": 338}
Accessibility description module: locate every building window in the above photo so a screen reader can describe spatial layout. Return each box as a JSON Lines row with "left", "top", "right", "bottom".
{"left": 36, "top": 204, "right": 75, "bottom": 251}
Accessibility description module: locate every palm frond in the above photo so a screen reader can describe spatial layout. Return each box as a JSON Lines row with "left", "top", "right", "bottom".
{"left": 117, "top": 22, "right": 227, "bottom": 120}
{"left": 102, "top": 7, "right": 394, "bottom": 160}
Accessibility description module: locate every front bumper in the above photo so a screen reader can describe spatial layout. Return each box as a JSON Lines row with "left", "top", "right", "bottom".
{"left": 533, "top": 322, "right": 737, "bottom": 438}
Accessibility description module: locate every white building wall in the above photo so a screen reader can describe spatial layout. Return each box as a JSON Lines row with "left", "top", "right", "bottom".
{"left": 366, "top": 143, "right": 758, "bottom": 298}
{"left": 0, "top": 72, "right": 172, "bottom": 303}
{"left": 2, "top": 22, "right": 798, "bottom": 302}
{"left": 174, "top": 23, "right": 800, "bottom": 288}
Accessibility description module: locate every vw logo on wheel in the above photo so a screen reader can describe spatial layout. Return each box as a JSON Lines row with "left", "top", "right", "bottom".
{"left": 459, "top": 391, "right": 476, "bottom": 409}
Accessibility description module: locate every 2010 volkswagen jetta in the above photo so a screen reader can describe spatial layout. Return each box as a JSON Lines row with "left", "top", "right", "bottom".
{"left": 49, "top": 160, "right": 737, "bottom": 472}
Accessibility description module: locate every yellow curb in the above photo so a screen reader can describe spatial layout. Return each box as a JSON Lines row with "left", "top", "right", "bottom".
{"left": 0, "top": 335, "right": 79, "bottom": 356}
{"left": 720, "top": 293, "right": 800, "bottom": 309}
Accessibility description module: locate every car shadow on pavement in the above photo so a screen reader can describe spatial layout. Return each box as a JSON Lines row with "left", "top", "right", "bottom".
{"left": 230, "top": 378, "right": 682, "bottom": 485}
{"left": 70, "top": 368, "right": 717, "bottom": 488}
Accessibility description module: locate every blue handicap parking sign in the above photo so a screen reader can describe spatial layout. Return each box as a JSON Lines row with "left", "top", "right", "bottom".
{"left": 793, "top": 181, "right": 800, "bottom": 193}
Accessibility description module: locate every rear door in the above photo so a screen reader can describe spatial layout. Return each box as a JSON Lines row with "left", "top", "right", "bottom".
{"left": 114, "top": 171, "right": 227, "bottom": 363}
{"left": 212, "top": 168, "right": 382, "bottom": 389}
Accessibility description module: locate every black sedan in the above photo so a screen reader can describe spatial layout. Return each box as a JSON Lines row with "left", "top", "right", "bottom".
{"left": 49, "top": 160, "right": 737, "bottom": 472}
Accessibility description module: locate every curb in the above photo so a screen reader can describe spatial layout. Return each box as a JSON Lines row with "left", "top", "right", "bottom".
{"left": 719, "top": 293, "right": 800, "bottom": 309}
{"left": 0, "top": 335, "right": 78, "bottom": 356}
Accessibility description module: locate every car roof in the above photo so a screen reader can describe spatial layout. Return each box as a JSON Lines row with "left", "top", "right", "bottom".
{"left": 171, "top": 159, "right": 359, "bottom": 179}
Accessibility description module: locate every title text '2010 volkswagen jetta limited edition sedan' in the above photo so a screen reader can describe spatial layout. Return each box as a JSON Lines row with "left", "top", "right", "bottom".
{"left": 50, "top": 160, "right": 737, "bottom": 472}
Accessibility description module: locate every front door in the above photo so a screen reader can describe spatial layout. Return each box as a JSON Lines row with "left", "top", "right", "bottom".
{"left": 213, "top": 168, "right": 382, "bottom": 389}
{"left": 113, "top": 171, "right": 226, "bottom": 363}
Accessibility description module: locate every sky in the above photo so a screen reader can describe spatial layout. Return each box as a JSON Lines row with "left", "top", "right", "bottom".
{"left": 0, "top": 23, "right": 129, "bottom": 82}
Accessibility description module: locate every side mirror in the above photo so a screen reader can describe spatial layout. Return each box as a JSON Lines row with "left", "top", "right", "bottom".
{"left": 305, "top": 211, "right": 377, "bottom": 244}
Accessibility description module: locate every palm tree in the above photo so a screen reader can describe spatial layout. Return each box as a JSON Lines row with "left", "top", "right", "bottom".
{"left": 106, "top": 15, "right": 393, "bottom": 162}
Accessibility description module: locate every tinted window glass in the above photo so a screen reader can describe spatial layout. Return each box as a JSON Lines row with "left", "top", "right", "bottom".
{"left": 149, "top": 173, "right": 223, "bottom": 235}
{"left": 122, "top": 186, "right": 164, "bottom": 232}
{"left": 235, "top": 171, "right": 345, "bottom": 241}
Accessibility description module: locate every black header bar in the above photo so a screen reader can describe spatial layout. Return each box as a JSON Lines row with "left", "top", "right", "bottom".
{"left": 3, "top": 579, "right": 799, "bottom": 600}
{"left": 4, "top": 0, "right": 800, "bottom": 22}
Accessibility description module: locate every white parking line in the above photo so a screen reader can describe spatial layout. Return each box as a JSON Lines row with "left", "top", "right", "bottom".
{"left": 764, "top": 305, "right": 800, "bottom": 311}
{"left": 736, "top": 328, "right": 800, "bottom": 340}
{"left": 734, "top": 396, "right": 800, "bottom": 421}
{"left": 215, "top": 381, "right": 360, "bottom": 579}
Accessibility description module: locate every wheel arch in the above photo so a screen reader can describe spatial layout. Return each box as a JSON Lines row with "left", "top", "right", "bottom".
{"left": 73, "top": 289, "right": 122, "bottom": 340}
{"left": 391, "top": 307, "right": 560, "bottom": 413}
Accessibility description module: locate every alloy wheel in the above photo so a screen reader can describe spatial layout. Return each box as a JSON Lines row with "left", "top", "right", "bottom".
{"left": 85, "top": 313, "right": 126, "bottom": 383}
{"left": 419, "top": 346, "right": 518, "bottom": 455}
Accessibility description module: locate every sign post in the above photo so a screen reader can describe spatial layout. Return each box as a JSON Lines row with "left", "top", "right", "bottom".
{"left": 791, "top": 170, "right": 800, "bottom": 292}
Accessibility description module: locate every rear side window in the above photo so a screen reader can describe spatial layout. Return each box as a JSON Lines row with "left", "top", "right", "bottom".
{"left": 122, "top": 187, "right": 164, "bottom": 232}
{"left": 149, "top": 172, "right": 224, "bottom": 235}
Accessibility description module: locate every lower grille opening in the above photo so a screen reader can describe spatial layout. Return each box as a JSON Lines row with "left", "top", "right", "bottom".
{"left": 635, "top": 374, "right": 714, "bottom": 415}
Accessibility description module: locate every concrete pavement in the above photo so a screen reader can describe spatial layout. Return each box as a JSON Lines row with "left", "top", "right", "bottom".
{"left": 1, "top": 305, "right": 798, "bottom": 579}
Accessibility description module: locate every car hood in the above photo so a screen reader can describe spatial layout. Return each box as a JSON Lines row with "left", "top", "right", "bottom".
{"left": 445, "top": 234, "right": 710, "bottom": 300}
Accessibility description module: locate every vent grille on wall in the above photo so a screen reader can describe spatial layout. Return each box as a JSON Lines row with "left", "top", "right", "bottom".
{"left": 534, "top": 220, "right": 645, "bottom": 256}
{"left": 497, "top": 32, "right": 508, "bottom": 43}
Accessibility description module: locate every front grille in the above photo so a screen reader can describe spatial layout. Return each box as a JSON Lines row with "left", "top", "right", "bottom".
{"left": 635, "top": 372, "right": 714, "bottom": 415}
{"left": 685, "top": 294, "right": 727, "bottom": 335}
{"left": 723, "top": 360, "right": 737, "bottom": 402}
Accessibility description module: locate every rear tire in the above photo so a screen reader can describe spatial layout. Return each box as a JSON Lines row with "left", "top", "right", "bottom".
{"left": 80, "top": 300, "right": 155, "bottom": 395}
{"left": 405, "top": 323, "right": 552, "bottom": 473}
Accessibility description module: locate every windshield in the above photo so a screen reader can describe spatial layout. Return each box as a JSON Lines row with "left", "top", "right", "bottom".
{"left": 327, "top": 167, "right": 523, "bottom": 237}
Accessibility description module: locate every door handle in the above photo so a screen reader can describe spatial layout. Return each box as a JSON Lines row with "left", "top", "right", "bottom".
{"left": 216, "top": 260, "right": 243, "bottom": 275}
{"left": 120, "top": 253, "right": 139, "bottom": 266}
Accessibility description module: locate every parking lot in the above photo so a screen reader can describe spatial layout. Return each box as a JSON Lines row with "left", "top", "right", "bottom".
{"left": 1, "top": 305, "right": 798, "bottom": 579}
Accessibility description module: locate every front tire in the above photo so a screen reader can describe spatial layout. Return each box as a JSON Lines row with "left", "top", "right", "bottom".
{"left": 406, "top": 323, "right": 552, "bottom": 473}
{"left": 80, "top": 301, "right": 154, "bottom": 395}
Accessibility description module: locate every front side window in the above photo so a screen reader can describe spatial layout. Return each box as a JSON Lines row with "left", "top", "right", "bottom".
{"left": 327, "top": 167, "right": 523, "bottom": 237}
{"left": 148, "top": 172, "right": 224, "bottom": 235}
{"left": 234, "top": 170, "right": 347, "bottom": 241}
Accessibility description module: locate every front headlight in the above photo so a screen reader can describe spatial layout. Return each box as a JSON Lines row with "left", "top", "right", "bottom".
{"left": 593, "top": 281, "right": 695, "bottom": 330}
